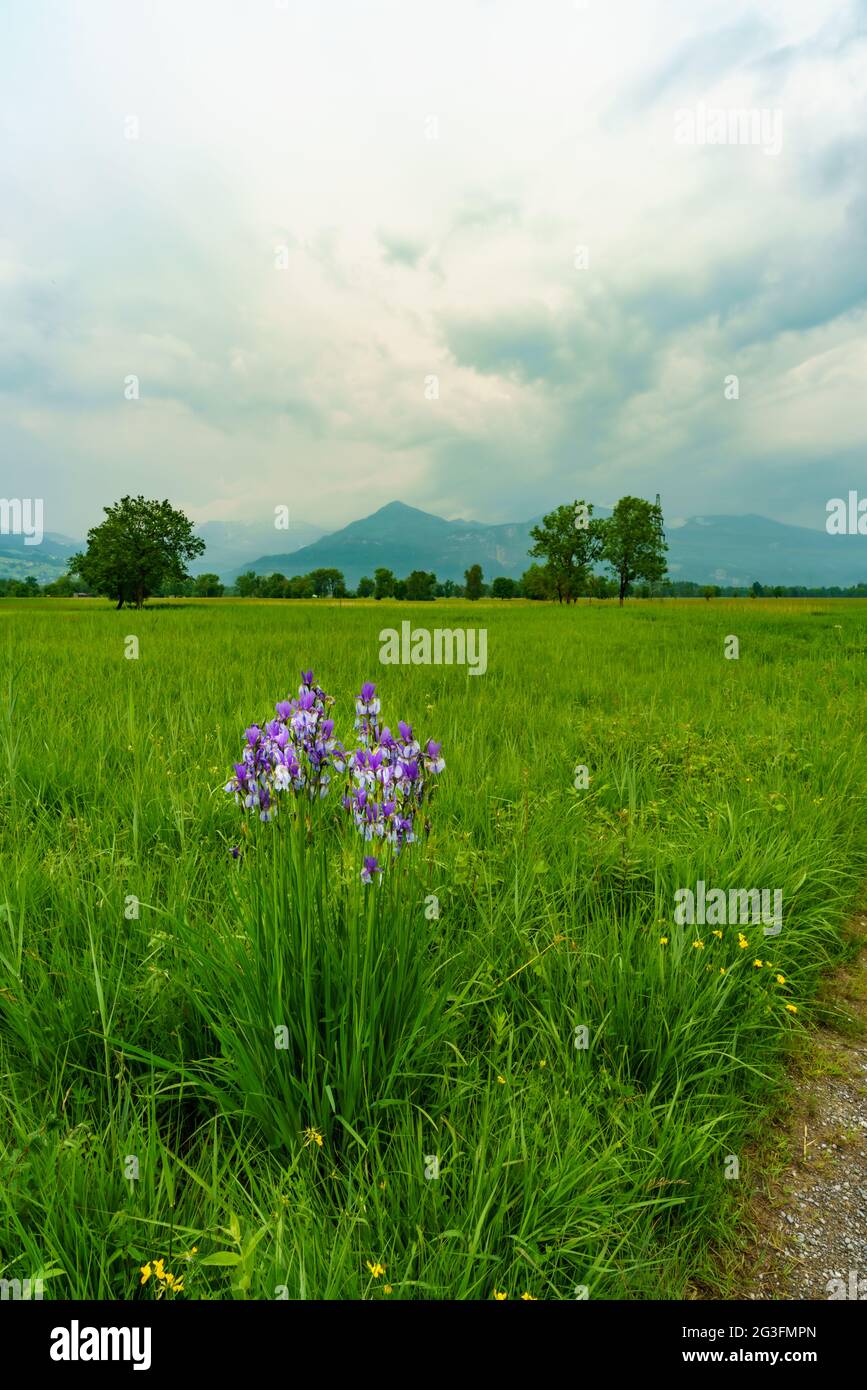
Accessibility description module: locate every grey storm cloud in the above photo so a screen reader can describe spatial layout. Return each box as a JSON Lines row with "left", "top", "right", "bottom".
{"left": 377, "top": 231, "right": 428, "bottom": 268}
{"left": 0, "top": 0, "right": 865, "bottom": 536}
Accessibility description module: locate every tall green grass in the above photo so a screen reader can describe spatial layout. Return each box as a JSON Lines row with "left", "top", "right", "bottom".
{"left": 1, "top": 597, "right": 865, "bottom": 1299}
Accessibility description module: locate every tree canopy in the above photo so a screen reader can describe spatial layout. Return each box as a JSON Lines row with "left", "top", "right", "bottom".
{"left": 528, "top": 500, "right": 603, "bottom": 603}
{"left": 464, "top": 564, "right": 484, "bottom": 600}
{"left": 69, "top": 496, "right": 205, "bottom": 609}
{"left": 374, "top": 567, "right": 397, "bottom": 600}
{"left": 404, "top": 570, "right": 437, "bottom": 600}
{"left": 600, "top": 495, "right": 667, "bottom": 605}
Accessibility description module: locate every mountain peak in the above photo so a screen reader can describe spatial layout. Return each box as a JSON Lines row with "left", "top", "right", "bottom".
{"left": 368, "top": 500, "right": 438, "bottom": 520}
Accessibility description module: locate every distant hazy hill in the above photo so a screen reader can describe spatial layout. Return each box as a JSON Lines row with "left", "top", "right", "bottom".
{"left": 231, "top": 501, "right": 544, "bottom": 585}
{"left": 190, "top": 518, "right": 324, "bottom": 581}
{"left": 665, "top": 514, "right": 867, "bottom": 588}
{"left": 0, "top": 519, "right": 325, "bottom": 584}
{"left": 0, "top": 531, "right": 81, "bottom": 582}
{"left": 233, "top": 500, "right": 867, "bottom": 589}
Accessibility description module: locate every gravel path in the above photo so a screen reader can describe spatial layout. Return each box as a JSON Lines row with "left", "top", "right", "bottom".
{"left": 741, "top": 916, "right": 867, "bottom": 1300}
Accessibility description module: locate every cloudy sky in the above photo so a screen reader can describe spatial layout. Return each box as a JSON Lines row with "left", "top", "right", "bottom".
{"left": 2, "top": 0, "right": 866, "bottom": 539}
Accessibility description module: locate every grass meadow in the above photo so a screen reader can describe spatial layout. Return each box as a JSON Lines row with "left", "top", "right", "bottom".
{"left": 1, "top": 596, "right": 865, "bottom": 1301}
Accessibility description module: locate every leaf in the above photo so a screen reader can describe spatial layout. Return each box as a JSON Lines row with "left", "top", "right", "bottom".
{"left": 161, "top": 1154, "right": 175, "bottom": 1208}
{"left": 241, "top": 1224, "right": 269, "bottom": 1262}
{"left": 198, "top": 1251, "right": 241, "bottom": 1267}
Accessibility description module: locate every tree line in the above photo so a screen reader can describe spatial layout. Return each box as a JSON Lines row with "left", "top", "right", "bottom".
{"left": 8, "top": 571, "right": 867, "bottom": 602}
{"left": 4, "top": 492, "right": 860, "bottom": 605}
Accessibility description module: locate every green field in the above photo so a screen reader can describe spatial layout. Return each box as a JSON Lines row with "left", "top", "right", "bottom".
{"left": 1, "top": 596, "right": 865, "bottom": 1300}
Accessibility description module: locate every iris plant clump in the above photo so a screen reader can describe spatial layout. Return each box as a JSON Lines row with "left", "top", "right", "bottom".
{"left": 225, "top": 671, "right": 445, "bottom": 879}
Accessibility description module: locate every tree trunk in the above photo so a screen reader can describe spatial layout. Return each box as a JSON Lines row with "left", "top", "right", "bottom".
{"left": 116, "top": 593, "right": 124, "bottom": 609}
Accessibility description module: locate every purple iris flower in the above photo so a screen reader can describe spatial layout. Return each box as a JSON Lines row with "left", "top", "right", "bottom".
{"left": 424, "top": 739, "right": 446, "bottom": 774}
{"left": 360, "top": 855, "right": 382, "bottom": 884}
{"left": 225, "top": 665, "right": 444, "bottom": 854}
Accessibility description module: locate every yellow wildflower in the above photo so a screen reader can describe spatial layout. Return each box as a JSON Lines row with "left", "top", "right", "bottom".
{"left": 785, "top": 1004, "right": 798, "bottom": 1014}
{"left": 521, "top": 1292, "right": 537, "bottom": 1300}
{"left": 776, "top": 974, "right": 786, "bottom": 984}
{"left": 712, "top": 930, "right": 723, "bottom": 939}
{"left": 719, "top": 967, "right": 726, "bottom": 975}
{"left": 383, "top": 1285, "right": 393, "bottom": 1294}
{"left": 493, "top": 1289, "right": 508, "bottom": 1300}
{"left": 753, "top": 959, "right": 763, "bottom": 968}
{"left": 497, "top": 1075, "right": 506, "bottom": 1084}
{"left": 366, "top": 1261, "right": 386, "bottom": 1279}
{"left": 302, "top": 1127, "right": 324, "bottom": 1148}
{"left": 659, "top": 937, "right": 668, "bottom": 945}
{"left": 692, "top": 940, "right": 704, "bottom": 949}
{"left": 140, "top": 1263, "right": 152, "bottom": 1285}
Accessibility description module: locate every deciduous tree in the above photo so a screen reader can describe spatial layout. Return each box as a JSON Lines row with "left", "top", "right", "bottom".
{"left": 69, "top": 496, "right": 205, "bottom": 609}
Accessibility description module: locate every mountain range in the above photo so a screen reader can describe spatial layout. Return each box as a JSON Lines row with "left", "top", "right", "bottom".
{"left": 230, "top": 502, "right": 545, "bottom": 587}
{"left": 232, "top": 502, "right": 867, "bottom": 590}
{"left": 3, "top": 502, "right": 866, "bottom": 589}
